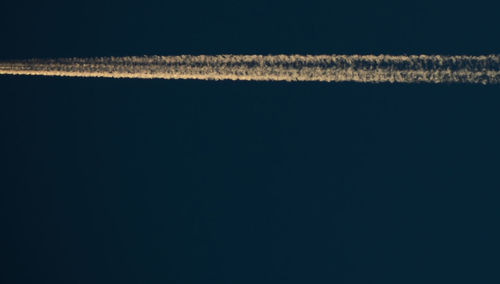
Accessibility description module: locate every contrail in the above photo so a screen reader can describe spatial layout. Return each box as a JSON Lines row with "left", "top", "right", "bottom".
{"left": 0, "top": 55, "right": 499, "bottom": 84}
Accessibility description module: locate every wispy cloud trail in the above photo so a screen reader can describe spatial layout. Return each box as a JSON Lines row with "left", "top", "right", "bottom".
{"left": 0, "top": 55, "right": 499, "bottom": 84}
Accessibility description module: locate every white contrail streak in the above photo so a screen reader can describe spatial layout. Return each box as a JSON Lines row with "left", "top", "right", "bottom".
{"left": 0, "top": 55, "right": 499, "bottom": 84}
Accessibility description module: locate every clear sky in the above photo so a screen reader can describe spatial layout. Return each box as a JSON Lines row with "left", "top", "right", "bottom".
{"left": 1, "top": 1, "right": 499, "bottom": 283}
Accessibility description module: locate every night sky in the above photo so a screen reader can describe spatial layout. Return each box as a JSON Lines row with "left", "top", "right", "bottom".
{"left": 1, "top": 1, "right": 499, "bottom": 283}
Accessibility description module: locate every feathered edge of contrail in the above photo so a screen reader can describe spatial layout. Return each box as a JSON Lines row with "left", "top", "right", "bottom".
{"left": 0, "top": 54, "right": 499, "bottom": 84}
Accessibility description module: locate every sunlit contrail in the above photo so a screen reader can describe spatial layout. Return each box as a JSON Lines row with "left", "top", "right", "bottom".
{"left": 0, "top": 54, "right": 499, "bottom": 84}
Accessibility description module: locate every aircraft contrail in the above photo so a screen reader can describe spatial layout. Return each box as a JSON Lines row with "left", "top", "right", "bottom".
{"left": 0, "top": 55, "right": 499, "bottom": 84}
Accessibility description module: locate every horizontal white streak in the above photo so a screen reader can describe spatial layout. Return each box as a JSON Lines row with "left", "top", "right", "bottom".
{"left": 0, "top": 55, "right": 499, "bottom": 84}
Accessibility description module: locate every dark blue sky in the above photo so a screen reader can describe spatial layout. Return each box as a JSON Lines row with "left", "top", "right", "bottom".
{"left": 1, "top": 1, "right": 499, "bottom": 283}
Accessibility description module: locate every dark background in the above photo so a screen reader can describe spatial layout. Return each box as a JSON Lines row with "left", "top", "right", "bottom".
{"left": 1, "top": 1, "right": 499, "bottom": 283}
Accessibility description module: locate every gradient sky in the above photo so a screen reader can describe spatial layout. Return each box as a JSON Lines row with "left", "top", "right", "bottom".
{"left": 1, "top": 1, "right": 499, "bottom": 284}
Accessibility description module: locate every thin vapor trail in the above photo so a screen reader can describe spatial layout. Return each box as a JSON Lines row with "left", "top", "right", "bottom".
{"left": 0, "top": 55, "right": 499, "bottom": 84}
